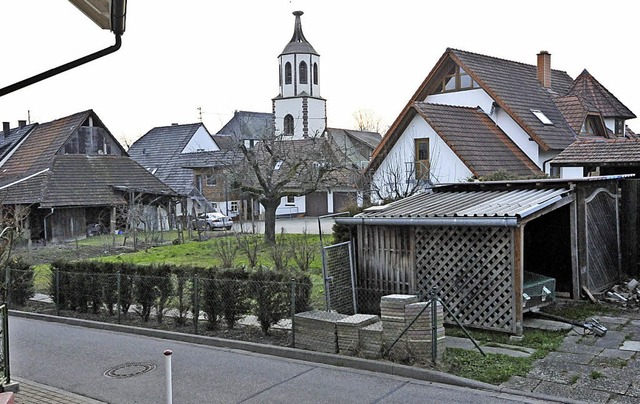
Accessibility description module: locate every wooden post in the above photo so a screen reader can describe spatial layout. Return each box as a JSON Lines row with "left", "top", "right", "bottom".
{"left": 513, "top": 226, "right": 524, "bottom": 336}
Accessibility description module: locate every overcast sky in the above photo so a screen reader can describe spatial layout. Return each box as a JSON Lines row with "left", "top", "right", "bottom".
{"left": 1, "top": 0, "right": 637, "bottom": 146}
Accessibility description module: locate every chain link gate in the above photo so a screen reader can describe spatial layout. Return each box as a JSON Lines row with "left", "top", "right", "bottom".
{"left": 321, "top": 241, "right": 357, "bottom": 314}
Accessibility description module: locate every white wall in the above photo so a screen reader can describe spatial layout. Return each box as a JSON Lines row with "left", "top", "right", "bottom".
{"left": 372, "top": 115, "right": 472, "bottom": 201}
{"left": 182, "top": 125, "right": 219, "bottom": 153}
{"left": 274, "top": 97, "right": 326, "bottom": 139}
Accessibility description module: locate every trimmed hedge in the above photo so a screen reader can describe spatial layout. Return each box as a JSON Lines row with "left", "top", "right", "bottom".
{"left": 46, "top": 260, "right": 312, "bottom": 334}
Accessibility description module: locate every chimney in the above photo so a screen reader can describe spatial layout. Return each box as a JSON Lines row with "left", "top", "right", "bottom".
{"left": 18, "top": 120, "right": 26, "bottom": 128}
{"left": 2, "top": 122, "right": 10, "bottom": 141}
{"left": 537, "top": 51, "right": 551, "bottom": 88}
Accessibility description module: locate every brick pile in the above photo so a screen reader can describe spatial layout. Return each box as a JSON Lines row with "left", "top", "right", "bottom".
{"left": 336, "top": 314, "right": 379, "bottom": 355}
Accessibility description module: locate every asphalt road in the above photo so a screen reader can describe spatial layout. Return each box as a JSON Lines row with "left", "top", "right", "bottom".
{"left": 8, "top": 317, "right": 543, "bottom": 404}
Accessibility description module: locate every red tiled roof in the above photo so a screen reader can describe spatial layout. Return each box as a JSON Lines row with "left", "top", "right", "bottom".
{"left": 413, "top": 103, "right": 543, "bottom": 178}
{"left": 550, "top": 138, "right": 640, "bottom": 166}
{"left": 567, "top": 70, "right": 636, "bottom": 119}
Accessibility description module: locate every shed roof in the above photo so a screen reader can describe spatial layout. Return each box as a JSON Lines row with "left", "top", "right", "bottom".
{"left": 338, "top": 186, "right": 571, "bottom": 227}
{"left": 551, "top": 138, "right": 640, "bottom": 167}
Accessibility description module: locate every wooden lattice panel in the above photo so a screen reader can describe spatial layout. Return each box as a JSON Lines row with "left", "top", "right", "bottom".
{"left": 415, "top": 226, "right": 516, "bottom": 333}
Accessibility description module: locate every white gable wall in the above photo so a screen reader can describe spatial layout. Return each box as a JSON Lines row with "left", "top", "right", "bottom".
{"left": 182, "top": 126, "right": 219, "bottom": 153}
{"left": 373, "top": 115, "right": 472, "bottom": 201}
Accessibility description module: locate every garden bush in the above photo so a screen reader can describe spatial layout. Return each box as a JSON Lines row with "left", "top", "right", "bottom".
{"left": 2, "top": 256, "right": 35, "bottom": 306}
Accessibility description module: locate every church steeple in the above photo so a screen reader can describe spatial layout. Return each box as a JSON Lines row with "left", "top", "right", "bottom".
{"left": 273, "top": 11, "right": 326, "bottom": 139}
{"left": 280, "top": 11, "right": 318, "bottom": 56}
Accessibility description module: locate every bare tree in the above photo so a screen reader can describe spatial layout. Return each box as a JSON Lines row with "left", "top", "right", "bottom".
{"left": 353, "top": 109, "right": 383, "bottom": 133}
{"left": 370, "top": 154, "right": 432, "bottom": 203}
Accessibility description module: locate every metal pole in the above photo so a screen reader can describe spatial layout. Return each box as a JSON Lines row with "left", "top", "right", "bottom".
{"left": 290, "top": 278, "right": 296, "bottom": 348}
{"left": 117, "top": 270, "right": 122, "bottom": 324}
{"left": 430, "top": 289, "right": 438, "bottom": 363}
{"left": 193, "top": 275, "right": 199, "bottom": 335}
{"left": 164, "top": 349, "right": 173, "bottom": 404}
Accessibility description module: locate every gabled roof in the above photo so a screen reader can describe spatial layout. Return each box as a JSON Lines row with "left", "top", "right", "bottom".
{"left": 128, "top": 122, "right": 206, "bottom": 194}
{"left": 0, "top": 110, "right": 90, "bottom": 177}
{"left": 216, "top": 111, "right": 274, "bottom": 140}
{"left": 369, "top": 48, "right": 635, "bottom": 176}
{"left": 566, "top": 70, "right": 636, "bottom": 119}
{"left": 326, "top": 128, "right": 382, "bottom": 150}
{"left": 0, "top": 122, "right": 37, "bottom": 161}
{"left": 448, "top": 49, "right": 576, "bottom": 150}
{"left": 550, "top": 138, "right": 640, "bottom": 167}
{"left": 413, "top": 103, "right": 543, "bottom": 178}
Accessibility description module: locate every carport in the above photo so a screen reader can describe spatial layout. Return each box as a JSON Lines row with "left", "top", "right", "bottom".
{"left": 337, "top": 176, "right": 626, "bottom": 334}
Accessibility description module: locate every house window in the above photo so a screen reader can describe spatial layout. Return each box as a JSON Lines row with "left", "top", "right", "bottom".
{"left": 313, "top": 63, "right": 318, "bottom": 84}
{"left": 195, "top": 175, "right": 203, "bottom": 193}
{"left": 206, "top": 172, "right": 217, "bottom": 186}
{"left": 549, "top": 166, "right": 560, "bottom": 178}
{"left": 414, "top": 138, "right": 430, "bottom": 180}
{"left": 531, "top": 109, "right": 553, "bottom": 125}
{"left": 284, "top": 114, "right": 294, "bottom": 135}
{"left": 230, "top": 201, "right": 239, "bottom": 212}
{"left": 299, "top": 61, "right": 308, "bottom": 84}
{"left": 286, "top": 195, "right": 295, "bottom": 205}
{"left": 615, "top": 119, "right": 624, "bottom": 135}
{"left": 285, "top": 62, "right": 292, "bottom": 84}
{"left": 580, "top": 115, "right": 604, "bottom": 136}
{"left": 431, "top": 65, "right": 479, "bottom": 94}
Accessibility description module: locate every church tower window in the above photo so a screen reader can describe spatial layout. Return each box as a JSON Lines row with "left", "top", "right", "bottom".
{"left": 299, "top": 61, "right": 308, "bottom": 84}
{"left": 284, "top": 114, "right": 294, "bottom": 135}
{"left": 285, "top": 62, "right": 292, "bottom": 84}
{"left": 313, "top": 63, "right": 318, "bottom": 85}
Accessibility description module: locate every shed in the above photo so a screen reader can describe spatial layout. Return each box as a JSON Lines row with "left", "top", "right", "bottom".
{"left": 336, "top": 176, "right": 628, "bottom": 334}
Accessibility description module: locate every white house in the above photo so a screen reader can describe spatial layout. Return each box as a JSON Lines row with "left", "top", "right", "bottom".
{"left": 368, "top": 49, "right": 636, "bottom": 202}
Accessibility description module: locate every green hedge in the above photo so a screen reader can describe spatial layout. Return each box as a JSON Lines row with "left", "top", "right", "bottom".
{"left": 46, "top": 260, "right": 312, "bottom": 334}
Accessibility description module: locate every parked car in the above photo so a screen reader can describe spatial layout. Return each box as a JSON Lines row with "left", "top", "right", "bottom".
{"left": 191, "top": 211, "right": 233, "bottom": 231}
{"left": 86, "top": 223, "right": 107, "bottom": 237}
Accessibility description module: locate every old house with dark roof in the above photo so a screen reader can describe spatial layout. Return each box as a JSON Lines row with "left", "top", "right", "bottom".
{"left": 127, "top": 122, "right": 223, "bottom": 216}
{"left": 0, "top": 110, "right": 175, "bottom": 242}
{"left": 368, "top": 48, "right": 636, "bottom": 202}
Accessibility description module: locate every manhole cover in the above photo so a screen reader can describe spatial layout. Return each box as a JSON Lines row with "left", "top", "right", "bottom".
{"left": 104, "top": 363, "right": 157, "bottom": 379}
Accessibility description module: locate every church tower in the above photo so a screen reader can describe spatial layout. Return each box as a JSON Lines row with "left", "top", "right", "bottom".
{"left": 273, "top": 11, "right": 326, "bottom": 139}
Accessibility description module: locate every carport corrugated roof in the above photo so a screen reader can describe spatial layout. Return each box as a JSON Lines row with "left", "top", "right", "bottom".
{"left": 337, "top": 187, "right": 571, "bottom": 227}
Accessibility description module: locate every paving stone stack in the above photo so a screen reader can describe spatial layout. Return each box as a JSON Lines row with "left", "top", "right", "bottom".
{"left": 405, "top": 301, "right": 446, "bottom": 361}
{"left": 359, "top": 321, "right": 383, "bottom": 359}
{"left": 336, "top": 314, "right": 379, "bottom": 355}
{"left": 294, "top": 311, "right": 348, "bottom": 353}
{"left": 380, "top": 294, "right": 419, "bottom": 359}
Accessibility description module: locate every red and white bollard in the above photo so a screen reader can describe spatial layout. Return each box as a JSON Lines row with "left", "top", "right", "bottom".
{"left": 164, "top": 349, "right": 173, "bottom": 404}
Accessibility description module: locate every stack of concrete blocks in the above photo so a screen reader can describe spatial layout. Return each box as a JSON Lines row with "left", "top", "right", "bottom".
{"left": 336, "top": 314, "right": 379, "bottom": 355}
{"left": 294, "top": 311, "right": 348, "bottom": 353}
{"left": 359, "top": 321, "right": 384, "bottom": 359}
{"left": 380, "top": 294, "right": 419, "bottom": 360}
{"left": 405, "top": 301, "right": 446, "bottom": 361}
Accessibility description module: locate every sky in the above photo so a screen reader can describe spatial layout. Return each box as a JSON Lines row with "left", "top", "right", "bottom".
{"left": 1, "top": 0, "right": 638, "bottom": 147}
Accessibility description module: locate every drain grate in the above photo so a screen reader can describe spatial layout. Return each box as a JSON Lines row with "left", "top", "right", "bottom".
{"left": 104, "top": 362, "right": 157, "bottom": 379}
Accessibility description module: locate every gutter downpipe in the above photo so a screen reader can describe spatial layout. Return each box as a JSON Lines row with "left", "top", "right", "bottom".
{"left": 335, "top": 216, "right": 519, "bottom": 227}
{"left": 0, "top": 34, "right": 122, "bottom": 98}
{"left": 43, "top": 208, "right": 55, "bottom": 246}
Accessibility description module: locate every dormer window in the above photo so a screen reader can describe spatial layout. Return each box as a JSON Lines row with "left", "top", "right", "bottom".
{"left": 580, "top": 115, "right": 606, "bottom": 137}
{"left": 531, "top": 109, "right": 553, "bottom": 125}
{"left": 615, "top": 119, "right": 625, "bottom": 135}
{"left": 432, "top": 65, "right": 480, "bottom": 94}
{"left": 285, "top": 62, "right": 292, "bottom": 85}
{"left": 299, "top": 61, "right": 308, "bottom": 84}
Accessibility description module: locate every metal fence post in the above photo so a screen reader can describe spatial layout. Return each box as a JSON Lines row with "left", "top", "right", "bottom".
{"left": 117, "top": 270, "right": 121, "bottom": 324}
{"left": 193, "top": 275, "right": 199, "bottom": 335}
{"left": 430, "top": 288, "right": 438, "bottom": 363}
{"left": 1, "top": 304, "right": 10, "bottom": 385}
{"left": 55, "top": 269, "right": 60, "bottom": 316}
{"left": 290, "top": 278, "right": 296, "bottom": 348}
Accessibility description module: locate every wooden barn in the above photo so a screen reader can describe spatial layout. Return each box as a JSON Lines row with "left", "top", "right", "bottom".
{"left": 336, "top": 176, "right": 631, "bottom": 335}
